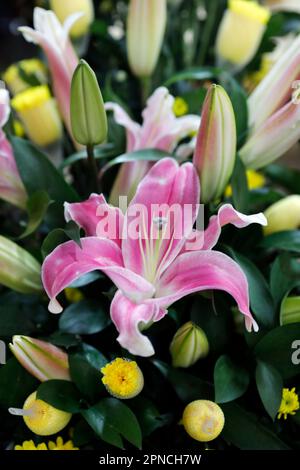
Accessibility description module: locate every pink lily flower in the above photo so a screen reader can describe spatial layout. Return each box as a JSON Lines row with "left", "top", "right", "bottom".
{"left": 42, "top": 158, "right": 266, "bottom": 356}
{"left": 105, "top": 87, "right": 200, "bottom": 206}
{"left": 19, "top": 7, "right": 80, "bottom": 137}
{"left": 0, "top": 88, "right": 27, "bottom": 209}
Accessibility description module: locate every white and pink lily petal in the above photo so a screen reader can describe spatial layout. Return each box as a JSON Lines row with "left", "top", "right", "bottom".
{"left": 41, "top": 158, "right": 266, "bottom": 356}
{"left": 19, "top": 7, "right": 80, "bottom": 134}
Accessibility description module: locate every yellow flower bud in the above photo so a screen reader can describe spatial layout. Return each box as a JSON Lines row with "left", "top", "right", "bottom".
{"left": 22, "top": 391, "right": 72, "bottom": 436}
{"left": 0, "top": 236, "right": 42, "bottom": 294}
{"left": 2, "top": 59, "right": 47, "bottom": 96}
{"left": 263, "top": 195, "right": 300, "bottom": 236}
{"left": 71, "top": 60, "right": 107, "bottom": 146}
{"left": 11, "top": 86, "right": 62, "bottom": 147}
{"left": 101, "top": 358, "right": 144, "bottom": 399}
{"left": 216, "top": 0, "right": 270, "bottom": 69}
{"left": 170, "top": 322, "right": 209, "bottom": 368}
{"left": 182, "top": 400, "right": 225, "bottom": 442}
{"left": 49, "top": 0, "right": 95, "bottom": 38}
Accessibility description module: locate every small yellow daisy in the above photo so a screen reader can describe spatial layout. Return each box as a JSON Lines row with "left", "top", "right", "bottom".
{"left": 278, "top": 387, "right": 299, "bottom": 420}
{"left": 173, "top": 97, "right": 189, "bottom": 117}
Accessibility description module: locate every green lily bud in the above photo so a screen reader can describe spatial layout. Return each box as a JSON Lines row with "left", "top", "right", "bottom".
{"left": 70, "top": 59, "right": 108, "bottom": 146}
{"left": 170, "top": 321, "right": 209, "bottom": 368}
{"left": 0, "top": 236, "right": 42, "bottom": 294}
{"left": 10, "top": 336, "right": 71, "bottom": 382}
{"left": 280, "top": 297, "right": 300, "bottom": 326}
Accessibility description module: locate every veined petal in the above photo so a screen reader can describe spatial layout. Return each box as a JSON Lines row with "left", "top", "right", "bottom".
{"left": 110, "top": 291, "right": 167, "bottom": 356}
{"left": 104, "top": 102, "right": 141, "bottom": 152}
{"left": 202, "top": 204, "right": 267, "bottom": 250}
{"left": 122, "top": 158, "right": 199, "bottom": 280}
{"left": 154, "top": 250, "right": 258, "bottom": 332}
{"left": 64, "top": 194, "right": 124, "bottom": 247}
{"left": 42, "top": 237, "right": 154, "bottom": 313}
{"left": 240, "top": 99, "right": 300, "bottom": 169}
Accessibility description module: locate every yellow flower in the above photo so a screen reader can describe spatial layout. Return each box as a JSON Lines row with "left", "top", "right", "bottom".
{"left": 64, "top": 287, "right": 84, "bottom": 303}
{"left": 182, "top": 400, "right": 225, "bottom": 442}
{"left": 173, "top": 97, "right": 189, "bottom": 117}
{"left": 101, "top": 358, "right": 144, "bottom": 399}
{"left": 263, "top": 195, "right": 300, "bottom": 236}
{"left": 15, "top": 440, "right": 48, "bottom": 450}
{"left": 49, "top": 0, "right": 95, "bottom": 38}
{"left": 277, "top": 388, "right": 299, "bottom": 420}
{"left": 216, "top": 0, "right": 270, "bottom": 68}
{"left": 22, "top": 391, "right": 72, "bottom": 436}
{"left": 13, "top": 120, "right": 25, "bottom": 138}
{"left": 48, "top": 436, "right": 79, "bottom": 450}
{"left": 225, "top": 169, "right": 266, "bottom": 197}
{"left": 11, "top": 85, "right": 63, "bottom": 147}
{"left": 3, "top": 59, "right": 47, "bottom": 95}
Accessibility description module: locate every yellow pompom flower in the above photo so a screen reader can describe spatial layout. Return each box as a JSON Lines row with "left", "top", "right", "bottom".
{"left": 11, "top": 86, "right": 62, "bottom": 147}
{"left": 277, "top": 388, "right": 299, "bottom": 420}
{"left": 22, "top": 391, "right": 72, "bottom": 436}
{"left": 3, "top": 59, "right": 47, "bottom": 95}
{"left": 225, "top": 169, "right": 266, "bottom": 197}
{"left": 15, "top": 440, "right": 48, "bottom": 450}
{"left": 216, "top": 0, "right": 270, "bottom": 69}
{"left": 64, "top": 287, "right": 84, "bottom": 303}
{"left": 48, "top": 436, "right": 79, "bottom": 450}
{"left": 182, "top": 400, "right": 225, "bottom": 442}
{"left": 101, "top": 358, "right": 144, "bottom": 399}
{"left": 173, "top": 97, "right": 189, "bottom": 117}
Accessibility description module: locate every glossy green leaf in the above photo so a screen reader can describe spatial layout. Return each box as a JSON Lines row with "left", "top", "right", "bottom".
{"left": 101, "top": 149, "right": 169, "bottom": 175}
{"left": 59, "top": 300, "right": 110, "bottom": 335}
{"left": 37, "top": 380, "right": 82, "bottom": 413}
{"left": 214, "top": 355, "right": 250, "bottom": 403}
{"left": 69, "top": 355, "right": 104, "bottom": 403}
{"left": 261, "top": 231, "right": 300, "bottom": 253}
{"left": 229, "top": 156, "right": 249, "bottom": 213}
{"left": 255, "top": 361, "right": 283, "bottom": 420}
{"left": 16, "top": 191, "right": 50, "bottom": 239}
{"left": 0, "top": 358, "right": 38, "bottom": 408}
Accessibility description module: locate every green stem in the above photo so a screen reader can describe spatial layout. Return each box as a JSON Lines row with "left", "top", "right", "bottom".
{"left": 140, "top": 76, "right": 151, "bottom": 107}
{"left": 87, "top": 144, "right": 100, "bottom": 193}
{"left": 198, "top": 0, "right": 219, "bottom": 66}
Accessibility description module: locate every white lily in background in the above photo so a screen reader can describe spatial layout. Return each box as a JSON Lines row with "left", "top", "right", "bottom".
{"left": 19, "top": 7, "right": 81, "bottom": 138}
{"left": 105, "top": 87, "right": 200, "bottom": 206}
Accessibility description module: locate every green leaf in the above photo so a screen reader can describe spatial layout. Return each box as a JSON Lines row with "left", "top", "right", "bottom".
{"left": 130, "top": 397, "right": 171, "bottom": 438}
{"left": 265, "top": 164, "right": 300, "bottom": 194}
{"left": 255, "top": 324, "right": 300, "bottom": 378}
{"left": 37, "top": 380, "right": 82, "bottom": 413}
{"left": 222, "top": 403, "right": 290, "bottom": 450}
{"left": 152, "top": 360, "right": 213, "bottom": 402}
{"left": 59, "top": 300, "right": 111, "bottom": 335}
{"left": 229, "top": 250, "right": 275, "bottom": 328}
{"left": 69, "top": 355, "right": 104, "bottom": 403}
{"left": 17, "top": 191, "right": 50, "bottom": 239}
{"left": 229, "top": 156, "right": 249, "bottom": 213}
{"left": 220, "top": 74, "right": 248, "bottom": 145}
{"left": 60, "top": 144, "right": 116, "bottom": 169}
{"left": 0, "top": 294, "right": 47, "bottom": 336}
{"left": 270, "top": 254, "right": 300, "bottom": 308}
{"left": 101, "top": 149, "right": 169, "bottom": 175}
{"left": 255, "top": 361, "right": 283, "bottom": 420}
{"left": 64, "top": 221, "right": 82, "bottom": 247}
{"left": 82, "top": 398, "right": 142, "bottom": 449}
{"left": 261, "top": 231, "right": 300, "bottom": 253}
{"left": 11, "top": 137, "right": 79, "bottom": 202}
{"left": 74, "top": 343, "right": 108, "bottom": 369}
{"left": 164, "top": 66, "right": 221, "bottom": 87}
{"left": 214, "top": 355, "right": 250, "bottom": 404}
{"left": 41, "top": 221, "right": 82, "bottom": 258}
{"left": 0, "top": 358, "right": 38, "bottom": 408}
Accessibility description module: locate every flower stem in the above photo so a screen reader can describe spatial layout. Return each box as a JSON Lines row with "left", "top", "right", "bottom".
{"left": 140, "top": 77, "right": 151, "bottom": 107}
{"left": 87, "top": 144, "right": 100, "bottom": 193}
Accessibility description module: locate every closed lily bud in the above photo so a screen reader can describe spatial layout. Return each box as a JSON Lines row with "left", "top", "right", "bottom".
{"left": 2, "top": 59, "right": 47, "bottom": 96}
{"left": 182, "top": 400, "right": 225, "bottom": 442}
{"left": 9, "top": 391, "right": 71, "bottom": 436}
{"left": 263, "top": 195, "right": 300, "bottom": 236}
{"left": 193, "top": 85, "right": 236, "bottom": 203}
{"left": 216, "top": 0, "right": 270, "bottom": 70}
{"left": 11, "top": 85, "right": 62, "bottom": 147}
{"left": 10, "top": 336, "right": 71, "bottom": 382}
{"left": 49, "top": 0, "right": 95, "bottom": 38}
{"left": 127, "top": 0, "right": 167, "bottom": 78}
{"left": 280, "top": 296, "right": 300, "bottom": 326}
{"left": 0, "top": 236, "right": 42, "bottom": 294}
{"left": 71, "top": 60, "right": 107, "bottom": 146}
{"left": 170, "top": 322, "right": 209, "bottom": 368}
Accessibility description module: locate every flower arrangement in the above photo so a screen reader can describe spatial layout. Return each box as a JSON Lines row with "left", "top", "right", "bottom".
{"left": 0, "top": 0, "right": 300, "bottom": 453}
